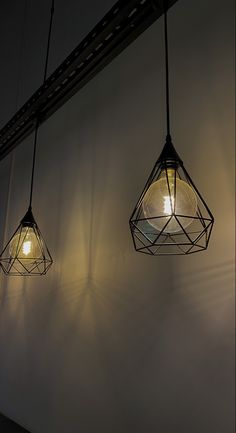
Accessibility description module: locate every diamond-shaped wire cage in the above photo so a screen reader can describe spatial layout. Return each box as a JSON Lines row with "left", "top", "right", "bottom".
{"left": 129, "top": 136, "right": 214, "bottom": 255}
{"left": 0, "top": 207, "right": 53, "bottom": 275}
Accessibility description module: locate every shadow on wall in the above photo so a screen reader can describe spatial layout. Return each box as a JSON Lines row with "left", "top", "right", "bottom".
{"left": 0, "top": 224, "right": 234, "bottom": 433}
{"left": 166, "top": 257, "right": 235, "bottom": 355}
{"left": 0, "top": 121, "right": 175, "bottom": 432}
{"left": 0, "top": 258, "right": 174, "bottom": 433}
{"left": 170, "top": 259, "right": 235, "bottom": 318}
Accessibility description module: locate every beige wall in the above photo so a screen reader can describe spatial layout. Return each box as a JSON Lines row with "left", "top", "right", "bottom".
{"left": 0, "top": 0, "right": 235, "bottom": 432}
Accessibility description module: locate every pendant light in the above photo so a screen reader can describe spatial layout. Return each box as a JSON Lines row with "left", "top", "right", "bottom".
{"left": 0, "top": 1, "right": 55, "bottom": 275}
{"left": 129, "top": 2, "right": 214, "bottom": 255}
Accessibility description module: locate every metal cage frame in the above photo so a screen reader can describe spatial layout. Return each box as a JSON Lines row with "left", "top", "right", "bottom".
{"left": 0, "top": 207, "right": 53, "bottom": 275}
{"left": 129, "top": 135, "right": 214, "bottom": 255}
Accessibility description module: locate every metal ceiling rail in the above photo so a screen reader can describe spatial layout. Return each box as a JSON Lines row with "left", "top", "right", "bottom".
{"left": 0, "top": 0, "right": 178, "bottom": 160}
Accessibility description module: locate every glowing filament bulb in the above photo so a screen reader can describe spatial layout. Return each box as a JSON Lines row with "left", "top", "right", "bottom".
{"left": 22, "top": 240, "right": 32, "bottom": 256}
{"left": 142, "top": 168, "right": 197, "bottom": 233}
{"left": 163, "top": 195, "right": 174, "bottom": 214}
{"left": 9, "top": 227, "right": 40, "bottom": 259}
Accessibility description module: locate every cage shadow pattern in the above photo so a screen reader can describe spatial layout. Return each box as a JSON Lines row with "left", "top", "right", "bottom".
{"left": 129, "top": 135, "right": 214, "bottom": 255}
{"left": 0, "top": 207, "right": 53, "bottom": 275}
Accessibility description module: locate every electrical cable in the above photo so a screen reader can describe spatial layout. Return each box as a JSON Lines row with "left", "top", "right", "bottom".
{"left": 29, "top": 0, "right": 55, "bottom": 209}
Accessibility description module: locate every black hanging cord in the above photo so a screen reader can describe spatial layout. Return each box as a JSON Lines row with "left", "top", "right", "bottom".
{"left": 16, "top": 0, "right": 27, "bottom": 111}
{"left": 43, "top": 0, "right": 55, "bottom": 84}
{"left": 164, "top": 2, "right": 171, "bottom": 137}
{"left": 29, "top": 119, "right": 39, "bottom": 207}
{"left": 29, "top": 0, "right": 55, "bottom": 209}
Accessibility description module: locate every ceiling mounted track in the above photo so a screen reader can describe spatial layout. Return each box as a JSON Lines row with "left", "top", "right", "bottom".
{"left": 0, "top": 0, "right": 178, "bottom": 160}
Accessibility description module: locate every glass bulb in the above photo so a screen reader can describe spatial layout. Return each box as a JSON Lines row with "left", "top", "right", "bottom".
{"left": 9, "top": 226, "right": 41, "bottom": 259}
{"left": 142, "top": 168, "right": 197, "bottom": 233}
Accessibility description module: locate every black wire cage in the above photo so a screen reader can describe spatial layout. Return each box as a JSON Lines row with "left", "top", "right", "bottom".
{"left": 129, "top": 135, "right": 214, "bottom": 255}
{"left": 0, "top": 207, "right": 53, "bottom": 275}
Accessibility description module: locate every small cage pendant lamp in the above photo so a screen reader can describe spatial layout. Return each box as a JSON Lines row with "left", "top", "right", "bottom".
{"left": 0, "top": 121, "right": 53, "bottom": 275}
{"left": 129, "top": 4, "right": 214, "bottom": 255}
{"left": 0, "top": 2, "right": 54, "bottom": 275}
{"left": 0, "top": 205, "right": 53, "bottom": 276}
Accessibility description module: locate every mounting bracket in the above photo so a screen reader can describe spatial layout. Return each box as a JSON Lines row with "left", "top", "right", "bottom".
{"left": 0, "top": 0, "right": 178, "bottom": 160}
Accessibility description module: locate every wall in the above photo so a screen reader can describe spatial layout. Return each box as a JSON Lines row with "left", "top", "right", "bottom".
{"left": 0, "top": 0, "right": 235, "bottom": 432}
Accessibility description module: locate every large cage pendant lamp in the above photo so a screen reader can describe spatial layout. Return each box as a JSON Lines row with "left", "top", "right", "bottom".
{"left": 129, "top": 3, "right": 214, "bottom": 255}
{"left": 0, "top": 2, "right": 54, "bottom": 275}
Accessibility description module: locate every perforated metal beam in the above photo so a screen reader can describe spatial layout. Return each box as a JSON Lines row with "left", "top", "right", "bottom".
{"left": 0, "top": 0, "right": 178, "bottom": 160}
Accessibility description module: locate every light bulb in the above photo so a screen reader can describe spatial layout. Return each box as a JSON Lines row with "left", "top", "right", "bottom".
{"left": 9, "top": 226, "right": 41, "bottom": 259}
{"left": 142, "top": 168, "right": 197, "bottom": 233}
